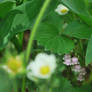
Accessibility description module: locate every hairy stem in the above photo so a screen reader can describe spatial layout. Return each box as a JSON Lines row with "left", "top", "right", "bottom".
{"left": 22, "top": 0, "right": 51, "bottom": 92}
{"left": 25, "top": 0, "right": 51, "bottom": 63}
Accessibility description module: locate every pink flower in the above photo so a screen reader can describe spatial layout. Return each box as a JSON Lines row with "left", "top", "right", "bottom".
{"left": 72, "top": 65, "right": 86, "bottom": 75}
{"left": 72, "top": 65, "right": 86, "bottom": 82}
{"left": 63, "top": 59, "right": 72, "bottom": 66}
{"left": 63, "top": 55, "right": 79, "bottom": 66}
{"left": 77, "top": 73, "right": 85, "bottom": 81}
{"left": 72, "top": 65, "right": 81, "bottom": 72}
{"left": 80, "top": 68, "right": 86, "bottom": 75}
{"left": 63, "top": 54, "right": 73, "bottom": 66}
{"left": 77, "top": 68, "right": 86, "bottom": 81}
{"left": 63, "top": 54, "right": 71, "bottom": 60}
{"left": 71, "top": 57, "right": 79, "bottom": 65}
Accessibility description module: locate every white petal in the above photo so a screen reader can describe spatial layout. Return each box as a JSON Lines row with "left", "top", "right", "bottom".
{"left": 2, "top": 65, "right": 12, "bottom": 73}
{"left": 27, "top": 61, "right": 40, "bottom": 78}
{"left": 35, "top": 53, "right": 49, "bottom": 62}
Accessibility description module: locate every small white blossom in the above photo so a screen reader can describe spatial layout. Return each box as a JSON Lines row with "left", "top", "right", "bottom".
{"left": 79, "top": 68, "right": 86, "bottom": 75}
{"left": 27, "top": 53, "right": 57, "bottom": 80}
{"left": 55, "top": 4, "right": 69, "bottom": 15}
{"left": 2, "top": 56, "right": 23, "bottom": 75}
{"left": 77, "top": 73, "right": 85, "bottom": 81}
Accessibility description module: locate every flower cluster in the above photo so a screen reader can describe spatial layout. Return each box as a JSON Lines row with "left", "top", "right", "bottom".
{"left": 1, "top": 53, "right": 57, "bottom": 80}
{"left": 63, "top": 54, "right": 86, "bottom": 81}
{"left": 1, "top": 52, "right": 86, "bottom": 82}
{"left": 63, "top": 54, "right": 79, "bottom": 66}
{"left": 72, "top": 65, "right": 86, "bottom": 81}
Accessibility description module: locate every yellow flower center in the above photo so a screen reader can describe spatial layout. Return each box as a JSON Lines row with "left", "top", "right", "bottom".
{"left": 7, "top": 57, "right": 22, "bottom": 73}
{"left": 61, "top": 9, "right": 68, "bottom": 13}
{"left": 40, "top": 66, "right": 50, "bottom": 75}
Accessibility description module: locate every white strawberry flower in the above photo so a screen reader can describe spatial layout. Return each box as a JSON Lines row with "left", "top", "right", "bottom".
{"left": 2, "top": 56, "right": 24, "bottom": 75}
{"left": 55, "top": 4, "right": 69, "bottom": 15}
{"left": 27, "top": 53, "right": 57, "bottom": 80}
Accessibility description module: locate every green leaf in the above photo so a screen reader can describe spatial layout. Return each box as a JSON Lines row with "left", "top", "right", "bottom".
{"left": 25, "top": 0, "right": 60, "bottom": 23}
{"left": 11, "top": 2, "right": 31, "bottom": 33}
{"left": 44, "top": 0, "right": 61, "bottom": 18}
{"left": 62, "top": 0, "right": 92, "bottom": 26}
{"left": 86, "top": 36, "right": 92, "bottom": 65}
{"left": 0, "top": 0, "right": 60, "bottom": 50}
{"left": 88, "top": 0, "right": 92, "bottom": 3}
{"left": 11, "top": 0, "right": 40, "bottom": 32}
{"left": 76, "top": 85, "right": 92, "bottom": 92}
{"left": 25, "top": 0, "right": 44, "bottom": 21}
{"left": 0, "top": 10, "right": 22, "bottom": 50}
{"left": 52, "top": 77, "right": 92, "bottom": 92}
{"left": 0, "top": 69, "right": 12, "bottom": 92}
{"left": 63, "top": 21, "right": 92, "bottom": 39}
{"left": 0, "top": 1, "right": 15, "bottom": 18}
{"left": 11, "top": 0, "right": 60, "bottom": 34}
{"left": 35, "top": 12, "right": 74, "bottom": 54}
{"left": 35, "top": 21, "right": 74, "bottom": 54}
{"left": 51, "top": 76, "right": 74, "bottom": 92}
{"left": 11, "top": 0, "right": 59, "bottom": 35}
{"left": 0, "top": 0, "right": 15, "bottom": 2}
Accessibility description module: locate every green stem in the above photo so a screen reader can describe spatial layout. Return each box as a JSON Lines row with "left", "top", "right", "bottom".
{"left": 25, "top": 0, "right": 51, "bottom": 63}
{"left": 12, "top": 78, "right": 18, "bottom": 92}
{"left": 38, "top": 85, "right": 48, "bottom": 92}
{"left": 79, "top": 40, "right": 85, "bottom": 65}
{"left": 49, "top": 88, "right": 52, "bottom": 92}
{"left": 22, "top": 77, "right": 26, "bottom": 92}
{"left": 22, "top": 0, "right": 51, "bottom": 92}
{"left": 18, "top": 32, "right": 24, "bottom": 48}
